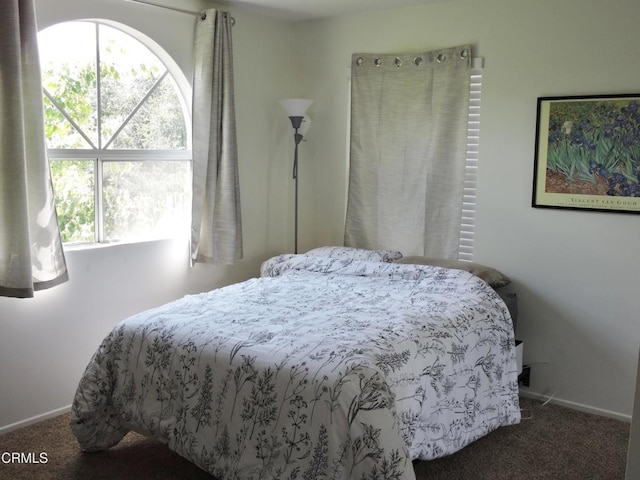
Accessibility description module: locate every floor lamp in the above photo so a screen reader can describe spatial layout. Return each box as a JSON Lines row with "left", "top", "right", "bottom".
{"left": 279, "top": 99, "right": 313, "bottom": 254}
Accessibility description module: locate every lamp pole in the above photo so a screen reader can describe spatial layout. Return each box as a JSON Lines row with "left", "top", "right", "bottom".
{"left": 280, "top": 98, "right": 313, "bottom": 254}
{"left": 288, "top": 116, "right": 304, "bottom": 254}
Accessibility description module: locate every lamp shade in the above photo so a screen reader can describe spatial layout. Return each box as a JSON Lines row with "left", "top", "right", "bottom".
{"left": 279, "top": 98, "right": 313, "bottom": 117}
{"left": 299, "top": 115, "right": 312, "bottom": 136}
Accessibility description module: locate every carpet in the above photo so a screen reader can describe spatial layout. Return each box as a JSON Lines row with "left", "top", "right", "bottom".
{"left": 0, "top": 397, "right": 630, "bottom": 480}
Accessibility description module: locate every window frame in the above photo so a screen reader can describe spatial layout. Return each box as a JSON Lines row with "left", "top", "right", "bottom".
{"left": 48, "top": 150, "right": 192, "bottom": 244}
{"left": 40, "top": 19, "right": 193, "bottom": 247}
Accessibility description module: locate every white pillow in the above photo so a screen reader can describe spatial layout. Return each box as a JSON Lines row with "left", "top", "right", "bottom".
{"left": 394, "top": 256, "right": 511, "bottom": 287}
{"left": 304, "top": 246, "right": 403, "bottom": 263}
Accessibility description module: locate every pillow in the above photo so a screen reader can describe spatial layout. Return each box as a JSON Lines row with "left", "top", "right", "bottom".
{"left": 394, "top": 256, "right": 511, "bottom": 288}
{"left": 304, "top": 246, "right": 403, "bottom": 263}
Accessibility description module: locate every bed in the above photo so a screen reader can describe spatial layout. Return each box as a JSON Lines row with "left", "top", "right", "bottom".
{"left": 70, "top": 247, "right": 521, "bottom": 480}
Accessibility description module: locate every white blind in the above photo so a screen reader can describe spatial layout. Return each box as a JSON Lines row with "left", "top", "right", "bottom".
{"left": 458, "top": 59, "right": 483, "bottom": 262}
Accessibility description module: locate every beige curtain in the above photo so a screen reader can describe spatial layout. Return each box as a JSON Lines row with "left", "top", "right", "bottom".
{"left": 191, "top": 10, "right": 242, "bottom": 265}
{"left": 0, "top": 0, "right": 68, "bottom": 298}
{"left": 345, "top": 45, "right": 471, "bottom": 259}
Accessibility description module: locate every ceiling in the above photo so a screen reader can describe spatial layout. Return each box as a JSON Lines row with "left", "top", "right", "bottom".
{"left": 216, "top": 0, "right": 450, "bottom": 22}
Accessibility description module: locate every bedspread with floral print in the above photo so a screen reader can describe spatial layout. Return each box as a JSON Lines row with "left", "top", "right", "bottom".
{"left": 71, "top": 253, "right": 520, "bottom": 480}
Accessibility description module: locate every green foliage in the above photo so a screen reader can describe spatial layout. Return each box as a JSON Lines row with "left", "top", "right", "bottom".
{"left": 50, "top": 160, "right": 95, "bottom": 243}
{"left": 43, "top": 62, "right": 97, "bottom": 148}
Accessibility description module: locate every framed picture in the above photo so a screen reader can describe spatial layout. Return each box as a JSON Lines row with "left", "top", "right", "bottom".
{"left": 532, "top": 93, "right": 640, "bottom": 214}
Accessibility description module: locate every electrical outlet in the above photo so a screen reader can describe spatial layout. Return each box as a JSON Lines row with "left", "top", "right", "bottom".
{"left": 519, "top": 365, "right": 531, "bottom": 387}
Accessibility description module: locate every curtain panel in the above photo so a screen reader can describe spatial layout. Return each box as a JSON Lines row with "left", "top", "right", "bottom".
{"left": 0, "top": 0, "right": 68, "bottom": 298}
{"left": 345, "top": 45, "right": 471, "bottom": 259}
{"left": 191, "top": 10, "right": 242, "bottom": 265}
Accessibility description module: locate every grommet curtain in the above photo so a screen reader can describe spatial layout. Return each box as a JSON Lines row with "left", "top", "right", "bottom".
{"left": 0, "top": 0, "right": 68, "bottom": 298}
{"left": 191, "top": 9, "right": 243, "bottom": 265}
{"left": 345, "top": 45, "right": 471, "bottom": 259}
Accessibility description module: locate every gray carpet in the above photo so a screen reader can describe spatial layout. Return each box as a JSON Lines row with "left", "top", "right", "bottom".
{"left": 0, "top": 397, "right": 630, "bottom": 480}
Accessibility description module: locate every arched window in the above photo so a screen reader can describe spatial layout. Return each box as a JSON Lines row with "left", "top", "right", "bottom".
{"left": 38, "top": 20, "right": 191, "bottom": 245}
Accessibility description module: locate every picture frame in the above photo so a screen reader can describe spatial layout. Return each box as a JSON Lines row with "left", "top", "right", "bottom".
{"left": 532, "top": 93, "right": 640, "bottom": 214}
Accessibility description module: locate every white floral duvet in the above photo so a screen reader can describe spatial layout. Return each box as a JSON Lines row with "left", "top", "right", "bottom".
{"left": 71, "top": 252, "right": 521, "bottom": 480}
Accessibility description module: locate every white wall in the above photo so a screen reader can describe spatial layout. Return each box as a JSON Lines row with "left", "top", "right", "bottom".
{"left": 292, "top": 0, "right": 640, "bottom": 418}
{"left": 0, "top": 0, "right": 296, "bottom": 431}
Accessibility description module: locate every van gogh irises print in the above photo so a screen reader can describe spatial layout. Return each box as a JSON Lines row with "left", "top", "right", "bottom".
{"left": 533, "top": 94, "right": 640, "bottom": 213}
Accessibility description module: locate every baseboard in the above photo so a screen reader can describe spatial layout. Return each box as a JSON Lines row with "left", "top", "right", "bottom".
{"left": 0, "top": 405, "right": 72, "bottom": 436}
{"left": 520, "top": 390, "right": 632, "bottom": 423}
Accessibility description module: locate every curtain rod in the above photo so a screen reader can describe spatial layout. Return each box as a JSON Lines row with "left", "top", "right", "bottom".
{"left": 124, "top": 0, "right": 235, "bottom": 24}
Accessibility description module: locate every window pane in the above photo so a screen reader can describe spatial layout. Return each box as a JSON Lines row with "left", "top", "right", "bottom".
{"left": 43, "top": 96, "right": 95, "bottom": 149}
{"left": 109, "top": 76, "right": 187, "bottom": 149}
{"left": 98, "top": 24, "right": 182, "bottom": 149}
{"left": 50, "top": 160, "right": 95, "bottom": 244}
{"left": 40, "top": 23, "right": 99, "bottom": 149}
{"left": 102, "top": 161, "right": 189, "bottom": 242}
